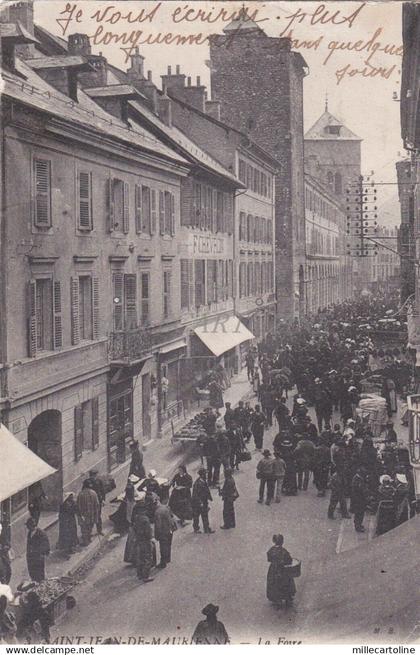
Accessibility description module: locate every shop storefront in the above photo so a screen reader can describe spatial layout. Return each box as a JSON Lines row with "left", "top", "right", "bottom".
{"left": 157, "top": 340, "right": 187, "bottom": 431}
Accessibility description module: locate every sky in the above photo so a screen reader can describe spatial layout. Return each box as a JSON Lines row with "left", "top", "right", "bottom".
{"left": 34, "top": 0, "right": 405, "bottom": 213}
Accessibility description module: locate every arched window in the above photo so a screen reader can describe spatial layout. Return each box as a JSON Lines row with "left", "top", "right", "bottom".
{"left": 334, "top": 172, "right": 342, "bottom": 195}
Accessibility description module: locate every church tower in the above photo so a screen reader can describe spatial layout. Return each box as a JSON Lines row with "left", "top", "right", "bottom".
{"left": 209, "top": 10, "right": 309, "bottom": 319}
{"left": 304, "top": 101, "right": 362, "bottom": 201}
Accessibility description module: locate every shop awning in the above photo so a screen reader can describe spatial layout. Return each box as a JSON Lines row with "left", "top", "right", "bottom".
{"left": 193, "top": 315, "right": 254, "bottom": 357}
{"left": 0, "top": 423, "right": 56, "bottom": 502}
{"left": 159, "top": 338, "right": 186, "bottom": 354}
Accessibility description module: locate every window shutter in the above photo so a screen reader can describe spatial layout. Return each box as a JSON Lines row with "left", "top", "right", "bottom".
{"left": 28, "top": 280, "right": 37, "bottom": 357}
{"left": 207, "top": 260, "right": 213, "bottom": 304}
{"left": 159, "top": 190, "right": 165, "bottom": 235}
{"left": 78, "top": 171, "right": 92, "bottom": 230}
{"left": 124, "top": 274, "right": 137, "bottom": 330}
{"left": 188, "top": 260, "right": 194, "bottom": 308}
{"left": 225, "top": 193, "right": 233, "bottom": 235}
{"left": 113, "top": 273, "right": 124, "bottom": 331}
{"left": 170, "top": 193, "right": 175, "bottom": 236}
{"left": 33, "top": 158, "right": 51, "bottom": 227}
{"left": 107, "top": 177, "right": 115, "bottom": 232}
{"left": 92, "top": 277, "right": 100, "bottom": 340}
{"left": 74, "top": 405, "right": 83, "bottom": 461}
{"left": 91, "top": 397, "right": 99, "bottom": 450}
{"left": 150, "top": 189, "right": 157, "bottom": 235}
{"left": 135, "top": 184, "right": 142, "bottom": 233}
{"left": 123, "top": 182, "right": 129, "bottom": 234}
{"left": 212, "top": 189, "right": 217, "bottom": 232}
{"left": 53, "top": 280, "right": 63, "bottom": 349}
{"left": 70, "top": 277, "right": 80, "bottom": 345}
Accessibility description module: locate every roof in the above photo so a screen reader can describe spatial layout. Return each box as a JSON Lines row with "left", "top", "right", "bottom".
{"left": 27, "top": 55, "right": 91, "bottom": 70}
{"left": 305, "top": 110, "right": 361, "bottom": 141}
{"left": 223, "top": 8, "right": 265, "bottom": 34}
{"left": 128, "top": 100, "right": 243, "bottom": 186}
{"left": 2, "top": 58, "right": 189, "bottom": 168}
{"left": 0, "top": 20, "right": 39, "bottom": 44}
{"left": 0, "top": 423, "right": 56, "bottom": 502}
{"left": 84, "top": 84, "right": 138, "bottom": 98}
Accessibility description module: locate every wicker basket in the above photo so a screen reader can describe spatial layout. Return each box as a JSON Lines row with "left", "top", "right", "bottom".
{"left": 284, "top": 559, "right": 301, "bottom": 578}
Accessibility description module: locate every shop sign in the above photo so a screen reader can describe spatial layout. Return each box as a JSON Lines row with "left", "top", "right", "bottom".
{"left": 193, "top": 234, "right": 224, "bottom": 255}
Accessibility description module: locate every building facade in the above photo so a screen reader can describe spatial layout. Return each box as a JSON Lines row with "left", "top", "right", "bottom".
{"left": 396, "top": 158, "right": 416, "bottom": 304}
{"left": 304, "top": 175, "right": 351, "bottom": 313}
{"left": 209, "top": 14, "right": 308, "bottom": 320}
{"left": 371, "top": 226, "right": 400, "bottom": 290}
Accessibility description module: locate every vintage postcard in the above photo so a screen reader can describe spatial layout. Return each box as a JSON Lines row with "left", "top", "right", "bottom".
{"left": 0, "top": 0, "right": 419, "bottom": 648}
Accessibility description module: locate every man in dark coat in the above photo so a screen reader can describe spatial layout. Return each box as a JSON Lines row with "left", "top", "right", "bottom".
{"left": 220, "top": 469, "right": 239, "bottom": 529}
{"left": 257, "top": 450, "right": 275, "bottom": 505}
{"left": 313, "top": 440, "right": 331, "bottom": 497}
{"left": 203, "top": 434, "right": 221, "bottom": 487}
{"left": 294, "top": 436, "right": 315, "bottom": 491}
{"left": 132, "top": 502, "right": 154, "bottom": 582}
{"left": 351, "top": 467, "right": 369, "bottom": 532}
{"left": 216, "top": 430, "right": 231, "bottom": 472}
{"left": 192, "top": 468, "right": 215, "bottom": 534}
{"left": 129, "top": 441, "right": 146, "bottom": 480}
{"left": 87, "top": 470, "right": 105, "bottom": 535}
{"left": 26, "top": 518, "right": 50, "bottom": 582}
{"left": 192, "top": 604, "right": 229, "bottom": 645}
{"left": 251, "top": 405, "right": 266, "bottom": 451}
{"left": 327, "top": 471, "right": 350, "bottom": 520}
{"left": 223, "top": 403, "right": 235, "bottom": 431}
{"left": 226, "top": 423, "right": 243, "bottom": 470}
{"left": 154, "top": 501, "right": 176, "bottom": 569}
{"left": 274, "top": 397, "right": 290, "bottom": 432}
{"left": 260, "top": 385, "right": 275, "bottom": 427}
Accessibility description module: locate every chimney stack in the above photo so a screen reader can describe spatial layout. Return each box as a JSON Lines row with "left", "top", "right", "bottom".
{"left": 127, "top": 46, "right": 145, "bottom": 82}
{"left": 157, "top": 89, "right": 172, "bottom": 127}
{"left": 68, "top": 33, "right": 107, "bottom": 88}
{"left": 3, "top": 1, "right": 35, "bottom": 58}
{"left": 161, "top": 63, "right": 186, "bottom": 94}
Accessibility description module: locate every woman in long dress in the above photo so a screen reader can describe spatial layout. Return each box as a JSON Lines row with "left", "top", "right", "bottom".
{"left": 169, "top": 466, "right": 193, "bottom": 526}
{"left": 266, "top": 534, "right": 296, "bottom": 608}
{"left": 57, "top": 493, "right": 79, "bottom": 558}
{"left": 110, "top": 484, "right": 136, "bottom": 535}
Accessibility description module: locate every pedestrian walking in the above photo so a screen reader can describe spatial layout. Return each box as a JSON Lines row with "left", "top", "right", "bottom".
{"left": 77, "top": 480, "right": 100, "bottom": 546}
{"left": 203, "top": 433, "right": 221, "bottom": 487}
{"left": 313, "top": 440, "right": 331, "bottom": 497}
{"left": 132, "top": 501, "right": 154, "bottom": 583}
{"left": 226, "top": 423, "right": 243, "bottom": 470}
{"left": 191, "top": 604, "right": 229, "bottom": 645}
{"left": 86, "top": 470, "right": 105, "bottom": 535}
{"left": 223, "top": 402, "right": 235, "bottom": 430}
{"left": 154, "top": 501, "right": 177, "bottom": 569}
{"left": 28, "top": 482, "right": 46, "bottom": 526}
{"left": 169, "top": 465, "right": 193, "bottom": 526}
{"left": 266, "top": 534, "right": 296, "bottom": 609}
{"left": 129, "top": 441, "right": 146, "bottom": 480}
{"left": 272, "top": 452, "right": 286, "bottom": 503}
{"left": 351, "top": 467, "right": 369, "bottom": 532}
{"left": 216, "top": 429, "right": 231, "bottom": 472}
{"left": 251, "top": 405, "right": 266, "bottom": 451}
{"left": 327, "top": 471, "right": 350, "bottom": 520}
{"left": 256, "top": 449, "right": 275, "bottom": 505}
{"left": 219, "top": 469, "right": 239, "bottom": 529}
{"left": 25, "top": 518, "right": 50, "bottom": 583}
{"left": 57, "top": 492, "right": 79, "bottom": 558}
{"left": 294, "top": 436, "right": 315, "bottom": 491}
{"left": 192, "top": 468, "right": 215, "bottom": 534}
{"left": 245, "top": 350, "right": 255, "bottom": 382}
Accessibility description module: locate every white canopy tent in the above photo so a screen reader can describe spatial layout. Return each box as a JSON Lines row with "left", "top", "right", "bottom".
{"left": 0, "top": 423, "right": 56, "bottom": 503}
{"left": 193, "top": 315, "right": 254, "bottom": 358}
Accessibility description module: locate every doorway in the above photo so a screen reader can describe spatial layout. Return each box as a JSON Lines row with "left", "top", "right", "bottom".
{"left": 27, "top": 410, "right": 63, "bottom": 511}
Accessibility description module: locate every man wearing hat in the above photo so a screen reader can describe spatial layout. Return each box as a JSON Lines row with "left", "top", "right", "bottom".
{"left": 219, "top": 469, "right": 239, "bottom": 529}
{"left": 191, "top": 468, "right": 215, "bottom": 534}
{"left": 256, "top": 450, "right": 275, "bottom": 505}
{"left": 87, "top": 470, "right": 105, "bottom": 536}
{"left": 191, "top": 604, "right": 229, "bottom": 644}
{"left": 129, "top": 441, "right": 146, "bottom": 480}
{"left": 25, "top": 518, "right": 50, "bottom": 582}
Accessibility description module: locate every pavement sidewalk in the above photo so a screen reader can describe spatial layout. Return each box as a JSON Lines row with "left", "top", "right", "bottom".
{"left": 8, "top": 368, "right": 255, "bottom": 589}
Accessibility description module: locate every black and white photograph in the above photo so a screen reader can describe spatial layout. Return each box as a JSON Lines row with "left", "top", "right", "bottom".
{"left": 0, "top": 0, "right": 419, "bottom": 647}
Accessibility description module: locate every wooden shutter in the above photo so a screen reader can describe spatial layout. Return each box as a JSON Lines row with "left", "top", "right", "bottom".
{"left": 70, "top": 277, "right": 80, "bottom": 345}
{"left": 123, "top": 182, "right": 129, "bottom": 234}
{"left": 91, "top": 397, "right": 99, "bottom": 450}
{"left": 53, "top": 281, "right": 63, "bottom": 349}
{"left": 74, "top": 405, "right": 83, "bottom": 461}
{"left": 124, "top": 274, "right": 137, "bottom": 330}
{"left": 135, "top": 184, "right": 142, "bottom": 233}
{"left": 113, "top": 273, "right": 124, "bottom": 331}
{"left": 150, "top": 189, "right": 157, "bottom": 235}
{"left": 180, "top": 260, "right": 189, "bottom": 310}
{"left": 33, "top": 158, "right": 51, "bottom": 228}
{"left": 107, "top": 177, "right": 115, "bottom": 232}
{"left": 78, "top": 171, "right": 92, "bottom": 230}
{"left": 170, "top": 193, "right": 175, "bottom": 236}
{"left": 92, "top": 277, "right": 100, "bottom": 340}
{"left": 28, "top": 280, "right": 37, "bottom": 357}
{"left": 159, "top": 190, "right": 165, "bottom": 235}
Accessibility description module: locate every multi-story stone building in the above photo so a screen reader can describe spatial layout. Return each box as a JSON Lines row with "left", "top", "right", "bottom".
{"left": 209, "top": 12, "right": 308, "bottom": 320}
{"left": 304, "top": 175, "right": 351, "bottom": 313}
{"left": 151, "top": 67, "right": 277, "bottom": 347}
{"left": 396, "top": 158, "right": 416, "bottom": 304}
{"left": 0, "top": 2, "right": 249, "bottom": 551}
{"left": 371, "top": 226, "right": 400, "bottom": 289}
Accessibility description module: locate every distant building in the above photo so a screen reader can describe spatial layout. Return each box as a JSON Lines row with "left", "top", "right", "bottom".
{"left": 209, "top": 12, "right": 309, "bottom": 319}
{"left": 371, "top": 226, "right": 400, "bottom": 289}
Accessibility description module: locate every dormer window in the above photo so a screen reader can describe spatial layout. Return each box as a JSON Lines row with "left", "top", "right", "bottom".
{"left": 325, "top": 125, "right": 341, "bottom": 136}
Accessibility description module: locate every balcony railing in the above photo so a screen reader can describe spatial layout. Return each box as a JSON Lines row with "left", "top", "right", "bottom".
{"left": 109, "top": 327, "right": 153, "bottom": 363}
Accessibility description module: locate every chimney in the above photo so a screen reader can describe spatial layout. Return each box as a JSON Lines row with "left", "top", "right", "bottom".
{"left": 161, "top": 63, "right": 186, "bottom": 93}
{"left": 178, "top": 76, "right": 207, "bottom": 112}
{"left": 126, "top": 46, "right": 145, "bottom": 82}
{"left": 157, "top": 88, "right": 172, "bottom": 127}
{"left": 68, "top": 33, "right": 107, "bottom": 88}
{"left": 129, "top": 69, "right": 158, "bottom": 112}
{"left": 84, "top": 85, "right": 138, "bottom": 122}
{"left": 205, "top": 100, "right": 221, "bottom": 121}
{"left": 0, "top": 21, "right": 38, "bottom": 72}
{"left": 2, "top": 1, "right": 35, "bottom": 59}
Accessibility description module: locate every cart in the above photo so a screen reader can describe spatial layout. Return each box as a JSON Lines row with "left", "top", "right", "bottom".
{"left": 356, "top": 394, "right": 388, "bottom": 439}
